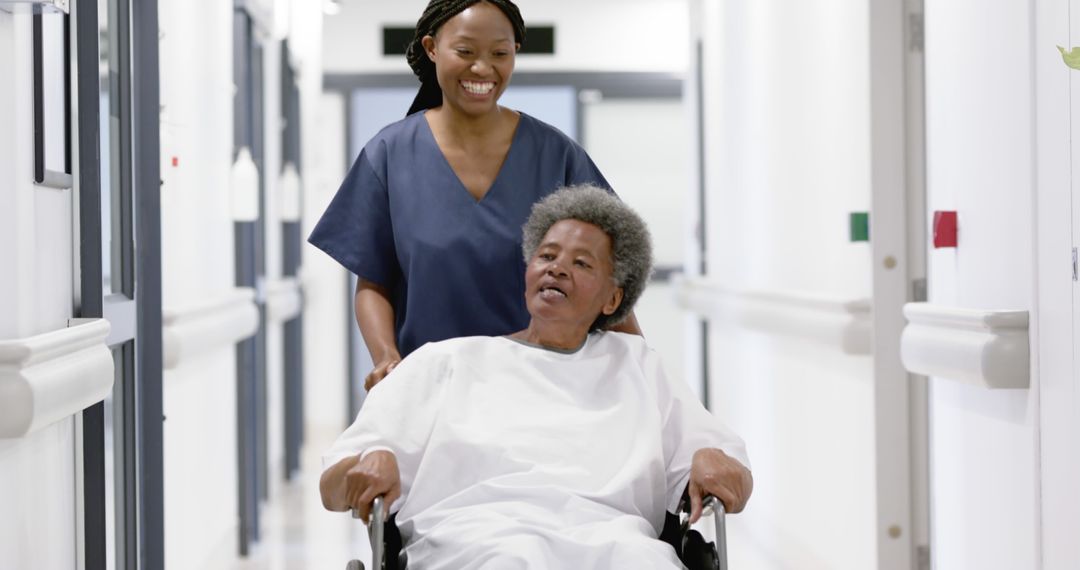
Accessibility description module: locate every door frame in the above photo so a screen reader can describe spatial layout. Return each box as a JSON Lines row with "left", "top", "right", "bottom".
{"left": 868, "top": 0, "right": 931, "bottom": 568}
{"left": 232, "top": 4, "right": 268, "bottom": 554}
{"left": 76, "top": 0, "right": 163, "bottom": 566}
{"left": 280, "top": 40, "right": 305, "bottom": 481}
{"left": 1035, "top": 0, "right": 1080, "bottom": 566}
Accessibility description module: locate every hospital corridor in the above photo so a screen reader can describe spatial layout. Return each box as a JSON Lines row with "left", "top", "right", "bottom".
{"left": 2, "top": 0, "right": 1079, "bottom": 568}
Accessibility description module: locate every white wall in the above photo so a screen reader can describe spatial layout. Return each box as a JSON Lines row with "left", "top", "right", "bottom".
{"left": 0, "top": 11, "right": 16, "bottom": 336}
{"left": 923, "top": 1, "right": 1039, "bottom": 569}
{"left": 698, "top": 1, "right": 878, "bottom": 568}
{"left": 290, "top": 2, "right": 352, "bottom": 436}
{"left": 704, "top": 1, "right": 872, "bottom": 295}
{"left": 0, "top": 11, "right": 74, "bottom": 340}
{"left": 0, "top": 419, "right": 78, "bottom": 569}
{"left": 157, "top": 0, "right": 331, "bottom": 564}
{"left": 158, "top": 0, "right": 237, "bottom": 305}
{"left": 0, "top": 9, "right": 79, "bottom": 570}
{"left": 157, "top": 0, "right": 242, "bottom": 566}
{"left": 268, "top": 0, "right": 330, "bottom": 487}
{"left": 583, "top": 99, "right": 691, "bottom": 392}
{"left": 323, "top": 0, "right": 690, "bottom": 75}
{"left": 303, "top": 92, "right": 350, "bottom": 433}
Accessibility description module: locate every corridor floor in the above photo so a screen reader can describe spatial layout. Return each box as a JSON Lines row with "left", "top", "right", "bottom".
{"left": 218, "top": 425, "right": 372, "bottom": 570}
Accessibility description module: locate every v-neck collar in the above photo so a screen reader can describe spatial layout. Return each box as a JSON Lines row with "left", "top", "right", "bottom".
{"left": 502, "top": 333, "right": 590, "bottom": 355}
{"left": 420, "top": 111, "right": 528, "bottom": 205}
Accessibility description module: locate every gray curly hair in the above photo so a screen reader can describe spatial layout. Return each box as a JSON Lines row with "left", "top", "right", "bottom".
{"left": 521, "top": 184, "right": 653, "bottom": 331}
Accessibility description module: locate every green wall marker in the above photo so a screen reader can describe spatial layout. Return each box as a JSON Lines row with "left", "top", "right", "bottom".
{"left": 1058, "top": 46, "right": 1080, "bottom": 70}
{"left": 850, "top": 212, "right": 870, "bottom": 242}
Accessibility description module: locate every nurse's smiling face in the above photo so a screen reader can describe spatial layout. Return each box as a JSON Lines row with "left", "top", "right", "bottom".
{"left": 422, "top": 2, "right": 518, "bottom": 117}
{"left": 524, "top": 220, "right": 624, "bottom": 336}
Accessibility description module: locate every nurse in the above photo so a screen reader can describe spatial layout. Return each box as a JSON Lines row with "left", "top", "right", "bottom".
{"left": 308, "top": 0, "right": 637, "bottom": 390}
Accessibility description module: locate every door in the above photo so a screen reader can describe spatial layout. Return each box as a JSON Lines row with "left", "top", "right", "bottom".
{"left": 233, "top": 6, "right": 268, "bottom": 553}
{"left": 1072, "top": 0, "right": 1080, "bottom": 394}
{"left": 83, "top": 0, "right": 164, "bottom": 568}
{"left": 1040, "top": 0, "right": 1080, "bottom": 565}
{"left": 580, "top": 96, "right": 695, "bottom": 399}
{"left": 280, "top": 41, "right": 305, "bottom": 480}
{"left": 869, "top": 0, "right": 931, "bottom": 566}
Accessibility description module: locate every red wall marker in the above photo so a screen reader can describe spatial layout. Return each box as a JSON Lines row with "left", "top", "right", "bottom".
{"left": 933, "top": 211, "right": 957, "bottom": 248}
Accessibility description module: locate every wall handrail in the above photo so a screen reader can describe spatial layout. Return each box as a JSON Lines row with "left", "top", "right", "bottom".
{"left": 0, "top": 318, "right": 113, "bottom": 438}
{"left": 265, "top": 277, "right": 302, "bottom": 323}
{"left": 900, "top": 303, "right": 1030, "bottom": 389}
{"left": 673, "top": 275, "right": 873, "bottom": 355}
{"left": 163, "top": 287, "right": 259, "bottom": 370}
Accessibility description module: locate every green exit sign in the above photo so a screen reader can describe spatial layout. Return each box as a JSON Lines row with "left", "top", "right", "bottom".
{"left": 850, "top": 212, "right": 869, "bottom": 242}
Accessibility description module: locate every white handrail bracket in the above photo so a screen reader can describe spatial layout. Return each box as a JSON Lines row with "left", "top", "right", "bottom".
{"left": 900, "top": 303, "right": 1030, "bottom": 389}
{"left": 0, "top": 319, "right": 113, "bottom": 438}
{"left": 673, "top": 276, "right": 873, "bottom": 356}
{"left": 162, "top": 288, "right": 259, "bottom": 370}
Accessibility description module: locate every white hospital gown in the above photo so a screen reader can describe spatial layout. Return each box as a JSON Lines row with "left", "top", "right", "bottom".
{"left": 324, "top": 331, "right": 749, "bottom": 570}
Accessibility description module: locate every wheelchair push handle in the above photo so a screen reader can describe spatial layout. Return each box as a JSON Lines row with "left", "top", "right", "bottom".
{"left": 700, "top": 496, "right": 728, "bottom": 570}
{"left": 347, "top": 496, "right": 386, "bottom": 570}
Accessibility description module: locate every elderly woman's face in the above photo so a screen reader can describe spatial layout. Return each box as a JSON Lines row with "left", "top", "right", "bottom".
{"left": 524, "top": 219, "right": 624, "bottom": 331}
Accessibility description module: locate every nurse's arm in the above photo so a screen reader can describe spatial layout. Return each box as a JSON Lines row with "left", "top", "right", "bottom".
{"left": 355, "top": 278, "right": 402, "bottom": 390}
{"left": 608, "top": 310, "right": 643, "bottom": 336}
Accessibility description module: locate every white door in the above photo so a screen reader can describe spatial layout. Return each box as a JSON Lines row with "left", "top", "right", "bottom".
{"left": 581, "top": 97, "right": 694, "bottom": 397}
{"left": 1033, "top": 1, "right": 1080, "bottom": 567}
{"left": 1072, "top": 0, "right": 1080, "bottom": 399}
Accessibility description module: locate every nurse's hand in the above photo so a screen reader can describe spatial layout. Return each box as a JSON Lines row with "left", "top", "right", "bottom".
{"left": 688, "top": 448, "right": 753, "bottom": 523}
{"left": 346, "top": 450, "right": 401, "bottom": 524}
{"left": 365, "top": 355, "right": 401, "bottom": 391}
{"left": 607, "top": 311, "right": 643, "bottom": 336}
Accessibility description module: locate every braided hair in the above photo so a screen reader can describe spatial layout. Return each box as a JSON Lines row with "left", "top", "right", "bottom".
{"left": 405, "top": 0, "right": 526, "bottom": 116}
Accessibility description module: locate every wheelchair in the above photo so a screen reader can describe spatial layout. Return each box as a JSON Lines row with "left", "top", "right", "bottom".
{"left": 347, "top": 492, "right": 729, "bottom": 570}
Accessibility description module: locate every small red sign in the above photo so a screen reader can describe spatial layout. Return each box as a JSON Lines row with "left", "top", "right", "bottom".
{"left": 933, "top": 211, "right": 958, "bottom": 248}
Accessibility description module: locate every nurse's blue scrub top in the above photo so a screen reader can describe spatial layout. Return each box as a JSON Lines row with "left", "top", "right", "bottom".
{"left": 308, "top": 111, "right": 611, "bottom": 357}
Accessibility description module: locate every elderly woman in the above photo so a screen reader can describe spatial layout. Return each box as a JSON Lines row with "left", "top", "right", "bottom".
{"left": 320, "top": 185, "right": 752, "bottom": 569}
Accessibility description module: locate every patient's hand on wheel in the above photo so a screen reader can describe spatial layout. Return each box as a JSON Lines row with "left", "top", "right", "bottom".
{"left": 346, "top": 450, "right": 401, "bottom": 524}
{"left": 688, "top": 448, "right": 753, "bottom": 523}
